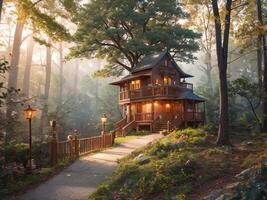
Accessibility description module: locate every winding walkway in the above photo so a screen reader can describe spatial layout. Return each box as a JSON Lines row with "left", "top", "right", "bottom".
{"left": 19, "top": 134, "right": 162, "bottom": 200}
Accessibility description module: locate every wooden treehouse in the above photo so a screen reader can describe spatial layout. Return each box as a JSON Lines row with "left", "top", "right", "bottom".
{"left": 111, "top": 51, "right": 205, "bottom": 136}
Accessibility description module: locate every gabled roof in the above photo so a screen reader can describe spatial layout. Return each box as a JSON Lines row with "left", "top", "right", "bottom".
{"left": 110, "top": 73, "right": 151, "bottom": 85}
{"left": 177, "top": 91, "right": 205, "bottom": 102}
{"left": 131, "top": 50, "right": 193, "bottom": 78}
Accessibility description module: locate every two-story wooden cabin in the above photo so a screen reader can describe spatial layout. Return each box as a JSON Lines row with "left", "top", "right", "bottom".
{"left": 111, "top": 51, "right": 205, "bottom": 136}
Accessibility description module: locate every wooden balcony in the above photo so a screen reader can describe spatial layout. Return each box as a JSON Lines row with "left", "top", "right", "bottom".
{"left": 119, "top": 84, "right": 193, "bottom": 102}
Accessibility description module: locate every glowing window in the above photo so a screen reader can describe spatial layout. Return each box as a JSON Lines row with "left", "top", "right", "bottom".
{"left": 130, "top": 80, "right": 141, "bottom": 90}
{"left": 163, "top": 76, "right": 172, "bottom": 85}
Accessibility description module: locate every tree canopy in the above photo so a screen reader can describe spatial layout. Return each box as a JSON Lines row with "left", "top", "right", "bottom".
{"left": 68, "top": 0, "right": 201, "bottom": 77}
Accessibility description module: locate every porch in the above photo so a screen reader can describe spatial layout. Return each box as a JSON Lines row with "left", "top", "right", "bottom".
{"left": 134, "top": 111, "right": 205, "bottom": 122}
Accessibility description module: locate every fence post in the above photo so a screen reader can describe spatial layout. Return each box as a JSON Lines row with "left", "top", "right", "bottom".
{"left": 50, "top": 121, "right": 57, "bottom": 165}
{"left": 111, "top": 131, "right": 115, "bottom": 146}
{"left": 74, "top": 134, "right": 79, "bottom": 157}
{"left": 68, "top": 135, "right": 73, "bottom": 158}
{"left": 101, "top": 131, "right": 105, "bottom": 148}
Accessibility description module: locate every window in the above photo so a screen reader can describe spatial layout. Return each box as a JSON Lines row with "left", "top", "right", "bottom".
{"left": 142, "top": 103, "right": 152, "bottom": 113}
{"left": 163, "top": 76, "right": 172, "bottom": 85}
{"left": 130, "top": 80, "right": 140, "bottom": 90}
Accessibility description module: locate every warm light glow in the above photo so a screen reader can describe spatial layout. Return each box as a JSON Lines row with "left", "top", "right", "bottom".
{"left": 101, "top": 114, "right": 107, "bottom": 124}
{"left": 166, "top": 104, "right": 171, "bottom": 108}
{"left": 154, "top": 102, "right": 158, "bottom": 106}
{"left": 131, "top": 80, "right": 141, "bottom": 89}
{"left": 23, "top": 105, "right": 37, "bottom": 119}
{"left": 50, "top": 120, "right": 56, "bottom": 128}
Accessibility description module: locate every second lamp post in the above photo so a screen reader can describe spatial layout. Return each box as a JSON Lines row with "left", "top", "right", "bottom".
{"left": 101, "top": 114, "right": 107, "bottom": 148}
{"left": 23, "top": 105, "right": 37, "bottom": 171}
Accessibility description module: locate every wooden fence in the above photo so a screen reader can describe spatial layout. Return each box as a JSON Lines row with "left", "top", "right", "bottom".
{"left": 51, "top": 133, "right": 115, "bottom": 165}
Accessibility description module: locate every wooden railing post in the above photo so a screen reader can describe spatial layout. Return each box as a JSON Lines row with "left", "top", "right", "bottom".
{"left": 74, "top": 134, "right": 79, "bottom": 157}
{"left": 101, "top": 131, "right": 105, "bottom": 148}
{"left": 111, "top": 131, "right": 115, "bottom": 145}
{"left": 50, "top": 121, "right": 57, "bottom": 165}
{"left": 51, "top": 135, "right": 57, "bottom": 165}
{"left": 68, "top": 135, "right": 73, "bottom": 158}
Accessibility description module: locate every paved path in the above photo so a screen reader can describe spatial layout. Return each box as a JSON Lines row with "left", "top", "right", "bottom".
{"left": 18, "top": 134, "right": 162, "bottom": 200}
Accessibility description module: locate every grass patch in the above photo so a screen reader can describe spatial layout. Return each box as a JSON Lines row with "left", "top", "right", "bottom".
{"left": 89, "top": 127, "right": 233, "bottom": 200}
{"left": 115, "top": 136, "right": 141, "bottom": 145}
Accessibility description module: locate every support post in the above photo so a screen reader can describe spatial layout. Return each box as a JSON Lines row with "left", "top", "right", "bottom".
{"left": 51, "top": 133, "right": 57, "bottom": 165}
{"left": 68, "top": 136, "right": 73, "bottom": 158}
{"left": 167, "top": 120, "right": 170, "bottom": 132}
{"left": 29, "top": 118, "right": 32, "bottom": 171}
{"left": 74, "top": 134, "right": 79, "bottom": 157}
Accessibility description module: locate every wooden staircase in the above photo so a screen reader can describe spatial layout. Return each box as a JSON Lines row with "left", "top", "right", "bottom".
{"left": 153, "top": 120, "right": 184, "bottom": 133}
{"left": 154, "top": 122, "right": 168, "bottom": 133}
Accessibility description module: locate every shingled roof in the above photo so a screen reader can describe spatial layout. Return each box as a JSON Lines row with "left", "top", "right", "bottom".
{"left": 131, "top": 50, "right": 193, "bottom": 78}
{"left": 177, "top": 90, "right": 205, "bottom": 102}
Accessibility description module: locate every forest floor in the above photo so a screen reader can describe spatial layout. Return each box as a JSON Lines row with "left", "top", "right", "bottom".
{"left": 89, "top": 128, "right": 267, "bottom": 200}
{"left": 14, "top": 134, "right": 162, "bottom": 200}
{"left": 187, "top": 132, "right": 264, "bottom": 199}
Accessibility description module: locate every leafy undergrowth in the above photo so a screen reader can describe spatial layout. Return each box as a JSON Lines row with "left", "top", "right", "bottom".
{"left": 1, "top": 159, "right": 72, "bottom": 198}
{"left": 89, "top": 128, "right": 245, "bottom": 200}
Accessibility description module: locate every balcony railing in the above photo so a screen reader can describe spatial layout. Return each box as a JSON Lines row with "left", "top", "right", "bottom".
{"left": 135, "top": 113, "right": 154, "bottom": 121}
{"left": 134, "top": 112, "right": 204, "bottom": 122}
{"left": 119, "top": 84, "right": 193, "bottom": 101}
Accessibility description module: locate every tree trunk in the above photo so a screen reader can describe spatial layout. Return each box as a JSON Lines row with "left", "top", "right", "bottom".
{"left": 6, "top": 19, "right": 25, "bottom": 141}
{"left": 59, "top": 43, "right": 63, "bottom": 106}
{"left": 257, "top": 35, "right": 263, "bottom": 91}
{"left": 212, "top": 0, "right": 232, "bottom": 145}
{"left": 39, "top": 42, "right": 52, "bottom": 136}
{"left": 73, "top": 60, "right": 79, "bottom": 94}
{"left": 262, "top": 35, "right": 267, "bottom": 132}
{"left": 22, "top": 35, "right": 35, "bottom": 97}
{"left": 0, "top": 0, "right": 3, "bottom": 22}
{"left": 257, "top": 0, "right": 267, "bottom": 132}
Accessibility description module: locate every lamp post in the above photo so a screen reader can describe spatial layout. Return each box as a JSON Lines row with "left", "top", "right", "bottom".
{"left": 101, "top": 114, "right": 107, "bottom": 148}
{"left": 50, "top": 120, "right": 57, "bottom": 138}
{"left": 101, "top": 114, "right": 107, "bottom": 134}
{"left": 23, "top": 105, "right": 37, "bottom": 171}
{"left": 50, "top": 120, "right": 58, "bottom": 165}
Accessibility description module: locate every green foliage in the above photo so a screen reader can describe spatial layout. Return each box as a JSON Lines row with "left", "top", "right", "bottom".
{"left": 1, "top": 141, "right": 29, "bottom": 167}
{"left": 229, "top": 76, "right": 261, "bottom": 129}
{"left": 90, "top": 128, "right": 209, "bottom": 199}
{"left": 128, "top": 130, "right": 150, "bottom": 136}
{"left": 68, "top": 0, "right": 201, "bottom": 76}
{"left": 0, "top": 59, "right": 10, "bottom": 107}
{"left": 229, "top": 76, "right": 259, "bottom": 101}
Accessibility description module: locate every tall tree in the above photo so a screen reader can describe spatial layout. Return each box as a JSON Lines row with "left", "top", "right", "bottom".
{"left": 5, "top": 0, "right": 71, "bottom": 140}
{"left": 22, "top": 34, "right": 35, "bottom": 97}
{"left": 257, "top": 0, "right": 267, "bottom": 132}
{"left": 39, "top": 40, "right": 52, "bottom": 135}
{"left": 59, "top": 43, "right": 64, "bottom": 106}
{"left": 211, "top": 0, "right": 233, "bottom": 145}
{"left": 68, "top": 0, "right": 200, "bottom": 76}
{"left": 73, "top": 60, "right": 79, "bottom": 94}
{"left": 186, "top": 0, "right": 215, "bottom": 123}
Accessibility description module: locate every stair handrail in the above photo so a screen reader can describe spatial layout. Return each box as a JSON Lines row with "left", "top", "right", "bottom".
{"left": 152, "top": 116, "right": 161, "bottom": 132}
{"left": 170, "top": 113, "right": 183, "bottom": 130}
{"left": 115, "top": 117, "right": 127, "bottom": 129}
{"left": 122, "top": 120, "right": 136, "bottom": 137}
